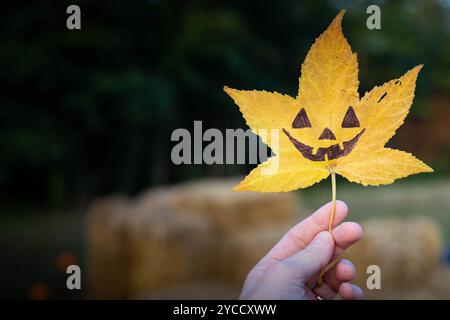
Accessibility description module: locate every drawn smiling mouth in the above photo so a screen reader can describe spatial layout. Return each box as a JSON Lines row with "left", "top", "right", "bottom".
{"left": 282, "top": 128, "right": 366, "bottom": 161}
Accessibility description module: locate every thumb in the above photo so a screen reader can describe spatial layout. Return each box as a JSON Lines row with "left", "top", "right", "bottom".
{"left": 282, "top": 231, "right": 334, "bottom": 280}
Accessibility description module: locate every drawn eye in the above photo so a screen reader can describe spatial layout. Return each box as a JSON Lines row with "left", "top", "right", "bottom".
{"left": 292, "top": 108, "right": 311, "bottom": 128}
{"left": 341, "top": 106, "right": 360, "bottom": 128}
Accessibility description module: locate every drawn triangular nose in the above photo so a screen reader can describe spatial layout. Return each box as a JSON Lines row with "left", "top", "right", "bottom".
{"left": 319, "top": 127, "right": 336, "bottom": 140}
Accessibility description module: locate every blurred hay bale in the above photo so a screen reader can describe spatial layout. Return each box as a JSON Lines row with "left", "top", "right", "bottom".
{"left": 216, "top": 225, "right": 289, "bottom": 285}
{"left": 86, "top": 178, "right": 299, "bottom": 299}
{"left": 362, "top": 267, "right": 450, "bottom": 300}
{"left": 345, "top": 217, "right": 442, "bottom": 298}
{"left": 87, "top": 198, "right": 215, "bottom": 298}
{"left": 422, "top": 266, "right": 450, "bottom": 299}
{"left": 128, "top": 180, "right": 297, "bottom": 292}
{"left": 147, "top": 178, "right": 298, "bottom": 234}
{"left": 86, "top": 196, "right": 132, "bottom": 299}
{"left": 126, "top": 208, "right": 214, "bottom": 297}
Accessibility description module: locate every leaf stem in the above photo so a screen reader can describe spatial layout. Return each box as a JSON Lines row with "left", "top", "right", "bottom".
{"left": 328, "top": 171, "right": 337, "bottom": 232}
{"left": 315, "top": 171, "right": 337, "bottom": 290}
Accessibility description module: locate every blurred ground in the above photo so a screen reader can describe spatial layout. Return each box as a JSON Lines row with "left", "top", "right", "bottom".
{"left": 0, "top": 177, "right": 448, "bottom": 299}
{"left": 0, "top": 211, "right": 84, "bottom": 299}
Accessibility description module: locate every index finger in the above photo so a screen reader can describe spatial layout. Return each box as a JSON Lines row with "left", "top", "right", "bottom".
{"left": 266, "top": 200, "right": 348, "bottom": 261}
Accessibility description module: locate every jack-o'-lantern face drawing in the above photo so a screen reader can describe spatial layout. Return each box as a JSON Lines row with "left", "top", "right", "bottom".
{"left": 282, "top": 106, "right": 365, "bottom": 161}
{"left": 223, "top": 10, "right": 432, "bottom": 192}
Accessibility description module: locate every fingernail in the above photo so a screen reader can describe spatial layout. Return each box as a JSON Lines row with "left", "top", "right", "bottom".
{"left": 340, "top": 259, "right": 356, "bottom": 272}
{"left": 351, "top": 284, "right": 364, "bottom": 298}
{"left": 341, "top": 259, "right": 353, "bottom": 266}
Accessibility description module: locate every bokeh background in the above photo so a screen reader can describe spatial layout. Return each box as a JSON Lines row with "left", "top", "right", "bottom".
{"left": 1, "top": 0, "right": 450, "bottom": 299}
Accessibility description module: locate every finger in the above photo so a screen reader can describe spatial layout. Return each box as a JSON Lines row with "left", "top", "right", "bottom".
{"left": 313, "top": 282, "right": 337, "bottom": 300}
{"left": 267, "top": 201, "right": 348, "bottom": 261}
{"left": 282, "top": 231, "right": 334, "bottom": 281}
{"left": 339, "top": 282, "right": 364, "bottom": 300}
{"left": 323, "top": 259, "right": 356, "bottom": 292}
{"left": 331, "top": 222, "right": 363, "bottom": 260}
{"left": 306, "top": 222, "right": 362, "bottom": 288}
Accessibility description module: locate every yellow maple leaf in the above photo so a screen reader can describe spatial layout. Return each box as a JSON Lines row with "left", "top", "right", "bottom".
{"left": 224, "top": 10, "right": 432, "bottom": 192}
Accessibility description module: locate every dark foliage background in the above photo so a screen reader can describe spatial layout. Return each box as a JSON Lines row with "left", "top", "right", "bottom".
{"left": 1, "top": 0, "right": 449, "bottom": 208}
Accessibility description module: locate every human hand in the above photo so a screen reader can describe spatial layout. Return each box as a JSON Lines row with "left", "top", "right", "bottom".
{"left": 240, "top": 201, "right": 364, "bottom": 300}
